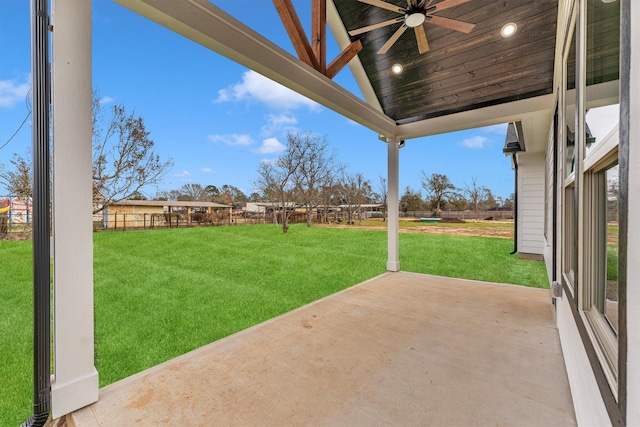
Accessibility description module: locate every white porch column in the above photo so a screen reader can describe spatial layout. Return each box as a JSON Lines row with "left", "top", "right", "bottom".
{"left": 51, "top": 0, "right": 99, "bottom": 418}
{"left": 385, "top": 137, "right": 401, "bottom": 271}
{"left": 623, "top": 0, "right": 639, "bottom": 423}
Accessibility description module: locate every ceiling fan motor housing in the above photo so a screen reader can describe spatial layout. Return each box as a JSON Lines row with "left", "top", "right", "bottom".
{"left": 405, "top": 10, "right": 426, "bottom": 27}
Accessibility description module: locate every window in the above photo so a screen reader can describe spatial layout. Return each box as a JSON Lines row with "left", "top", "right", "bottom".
{"left": 561, "top": 5, "right": 577, "bottom": 295}
{"left": 575, "top": 0, "right": 621, "bottom": 400}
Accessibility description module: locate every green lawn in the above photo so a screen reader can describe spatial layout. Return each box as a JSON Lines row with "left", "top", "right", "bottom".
{"left": 0, "top": 224, "right": 547, "bottom": 426}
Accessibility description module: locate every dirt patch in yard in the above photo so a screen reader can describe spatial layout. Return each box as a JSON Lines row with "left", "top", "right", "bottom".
{"left": 319, "top": 219, "right": 514, "bottom": 239}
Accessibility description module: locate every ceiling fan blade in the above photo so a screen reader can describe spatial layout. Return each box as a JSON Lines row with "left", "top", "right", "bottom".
{"left": 414, "top": 25, "right": 430, "bottom": 53}
{"left": 357, "top": 0, "right": 405, "bottom": 13}
{"left": 428, "top": 0, "right": 471, "bottom": 13}
{"left": 378, "top": 24, "right": 408, "bottom": 54}
{"left": 427, "top": 15, "right": 475, "bottom": 33}
{"left": 348, "top": 17, "right": 404, "bottom": 36}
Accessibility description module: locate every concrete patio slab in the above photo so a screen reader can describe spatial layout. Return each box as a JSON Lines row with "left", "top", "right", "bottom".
{"left": 68, "top": 272, "right": 576, "bottom": 426}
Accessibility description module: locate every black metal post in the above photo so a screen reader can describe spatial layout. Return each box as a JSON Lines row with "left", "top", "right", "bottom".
{"left": 22, "top": 0, "right": 51, "bottom": 426}
{"left": 510, "top": 153, "right": 518, "bottom": 255}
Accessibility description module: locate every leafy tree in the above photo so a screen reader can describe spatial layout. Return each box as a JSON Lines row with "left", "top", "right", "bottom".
{"left": 0, "top": 152, "right": 32, "bottom": 197}
{"left": 127, "top": 191, "right": 147, "bottom": 200}
{"left": 92, "top": 94, "right": 173, "bottom": 213}
{"left": 502, "top": 193, "right": 515, "bottom": 210}
{"left": 203, "top": 184, "right": 247, "bottom": 207}
{"left": 447, "top": 192, "right": 468, "bottom": 211}
{"left": 399, "top": 186, "right": 423, "bottom": 213}
{"left": 482, "top": 188, "right": 499, "bottom": 210}
{"left": 205, "top": 185, "right": 220, "bottom": 200}
{"left": 420, "top": 171, "right": 456, "bottom": 214}
{"left": 218, "top": 184, "right": 249, "bottom": 209}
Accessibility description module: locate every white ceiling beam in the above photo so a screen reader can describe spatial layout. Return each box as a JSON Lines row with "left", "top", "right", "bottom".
{"left": 114, "top": 0, "right": 397, "bottom": 137}
{"left": 395, "top": 94, "right": 555, "bottom": 144}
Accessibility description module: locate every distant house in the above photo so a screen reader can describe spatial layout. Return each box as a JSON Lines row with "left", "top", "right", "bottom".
{"left": 103, "top": 200, "right": 232, "bottom": 229}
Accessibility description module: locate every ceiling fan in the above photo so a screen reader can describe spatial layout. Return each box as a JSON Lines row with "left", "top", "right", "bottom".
{"left": 348, "top": 0, "right": 476, "bottom": 54}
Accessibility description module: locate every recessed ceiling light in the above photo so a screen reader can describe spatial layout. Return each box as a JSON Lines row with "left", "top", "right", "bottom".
{"left": 601, "top": 0, "right": 617, "bottom": 3}
{"left": 391, "top": 63, "right": 404, "bottom": 74}
{"left": 501, "top": 22, "right": 517, "bottom": 38}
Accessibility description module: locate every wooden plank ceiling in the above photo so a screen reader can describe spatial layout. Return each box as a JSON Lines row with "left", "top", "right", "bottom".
{"left": 332, "top": 0, "right": 558, "bottom": 124}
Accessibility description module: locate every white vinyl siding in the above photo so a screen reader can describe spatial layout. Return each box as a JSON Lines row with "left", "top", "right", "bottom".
{"left": 517, "top": 152, "right": 545, "bottom": 255}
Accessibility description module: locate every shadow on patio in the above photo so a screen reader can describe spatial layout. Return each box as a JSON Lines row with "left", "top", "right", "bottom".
{"left": 68, "top": 272, "right": 576, "bottom": 426}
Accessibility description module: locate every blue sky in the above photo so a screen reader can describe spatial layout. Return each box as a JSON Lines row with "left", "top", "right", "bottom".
{"left": 1, "top": 0, "right": 514, "bottom": 200}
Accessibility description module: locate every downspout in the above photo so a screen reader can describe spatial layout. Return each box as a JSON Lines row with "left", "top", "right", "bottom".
{"left": 21, "top": 0, "right": 51, "bottom": 425}
{"left": 510, "top": 153, "right": 518, "bottom": 255}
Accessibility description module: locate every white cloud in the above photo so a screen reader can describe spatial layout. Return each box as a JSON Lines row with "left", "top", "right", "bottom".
{"left": 201, "top": 167, "right": 213, "bottom": 173}
{"left": 261, "top": 113, "right": 297, "bottom": 136}
{"left": 0, "top": 78, "right": 30, "bottom": 108}
{"left": 215, "top": 70, "right": 318, "bottom": 110}
{"left": 257, "top": 137, "right": 286, "bottom": 154}
{"left": 462, "top": 136, "right": 488, "bottom": 149}
{"left": 99, "top": 96, "right": 115, "bottom": 105}
{"left": 175, "top": 170, "right": 190, "bottom": 177}
{"left": 208, "top": 133, "right": 254, "bottom": 146}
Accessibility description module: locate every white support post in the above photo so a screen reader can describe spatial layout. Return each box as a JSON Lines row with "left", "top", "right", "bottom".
{"left": 51, "top": 0, "right": 99, "bottom": 418}
{"left": 386, "top": 137, "right": 401, "bottom": 271}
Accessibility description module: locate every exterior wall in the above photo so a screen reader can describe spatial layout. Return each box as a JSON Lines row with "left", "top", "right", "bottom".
{"left": 517, "top": 152, "right": 545, "bottom": 256}
{"left": 556, "top": 296, "right": 612, "bottom": 426}
{"left": 106, "top": 205, "right": 165, "bottom": 228}
{"left": 109, "top": 205, "right": 164, "bottom": 215}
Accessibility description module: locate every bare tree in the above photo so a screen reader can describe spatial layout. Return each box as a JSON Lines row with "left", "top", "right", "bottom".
{"left": 92, "top": 96, "right": 173, "bottom": 213}
{"left": 254, "top": 135, "right": 310, "bottom": 233}
{"left": 376, "top": 176, "right": 388, "bottom": 222}
{"left": 0, "top": 152, "right": 32, "bottom": 197}
{"left": 317, "top": 166, "right": 342, "bottom": 224}
{"left": 463, "top": 177, "right": 488, "bottom": 219}
{"left": 177, "top": 183, "right": 208, "bottom": 201}
{"left": 294, "top": 133, "right": 338, "bottom": 227}
{"left": 338, "top": 171, "right": 372, "bottom": 225}
{"left": 421, "top": 171, "right": 456, "bottom": 215}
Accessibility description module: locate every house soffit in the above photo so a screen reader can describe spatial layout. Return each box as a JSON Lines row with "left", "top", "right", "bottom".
{"left": 114, "top": 0, "right": 565, "bottom": 141}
